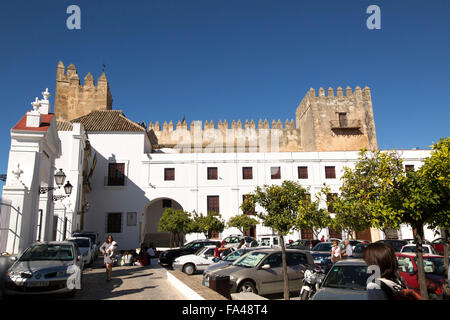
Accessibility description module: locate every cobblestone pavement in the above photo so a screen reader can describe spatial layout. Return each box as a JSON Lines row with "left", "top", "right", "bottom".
{"left": 70, "top": 258, "right": 186, "bottom": 300}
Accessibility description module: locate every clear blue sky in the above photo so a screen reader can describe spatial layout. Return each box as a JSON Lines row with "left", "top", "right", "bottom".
{"left": 0, "top": 0, "right": 449, "bottom": 191}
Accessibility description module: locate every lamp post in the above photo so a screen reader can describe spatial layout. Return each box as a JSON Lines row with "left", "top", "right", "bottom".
{"left": 39, "top": 169, "right": 73, "bottom": 201}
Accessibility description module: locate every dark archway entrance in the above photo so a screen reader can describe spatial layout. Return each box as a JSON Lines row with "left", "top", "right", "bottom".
{"left": 141, "top": 198, "right": 184, "bottom": 247}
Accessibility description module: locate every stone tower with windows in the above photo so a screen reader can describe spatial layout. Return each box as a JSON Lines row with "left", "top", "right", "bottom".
{"left": 54, "top": 61, "right": 113, "bottom": 121}
{"left": 296, "top": 86, "right": 377, "bottom": 152}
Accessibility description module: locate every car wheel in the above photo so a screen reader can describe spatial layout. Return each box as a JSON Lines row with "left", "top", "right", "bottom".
{"left": 238, "top": 281, "right": 257, "bottom": 294}
{"left": 183, "top": 263, "right": 196, "bottom": 275}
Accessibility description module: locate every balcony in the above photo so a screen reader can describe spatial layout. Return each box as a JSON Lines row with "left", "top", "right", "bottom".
{"left": 329, "top": 120, "right": 361, "bottom": 129}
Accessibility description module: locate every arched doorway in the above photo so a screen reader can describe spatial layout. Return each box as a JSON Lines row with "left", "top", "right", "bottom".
{"left": 141, "top": 198, "right": 184, "bottom": 247}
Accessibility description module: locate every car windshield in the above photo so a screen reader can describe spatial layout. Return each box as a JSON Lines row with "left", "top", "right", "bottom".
{"left": 224, "top": 249, "right": 247, "bottom": 262}
{"left": 402, "top": 246, "right": 431, "bottom": 254}
{"left": 233, "top": 252, "right": 268, "bottom": 268}
{"left": 312, "top": 243, "right": 332, "bottom": 252}
{"left": 323, "top": 265, "right": 369, "bottom": 290}
{"left": 19, "top": 244, "right": 74, "bottom": 262}
{"left": 414, "top": 257, "right": 450, "bottom": 276}
{"left": 225, "top": 237, "right": 240, "bottom": 244}
{"left": 73, "top": 233, "right": 96, "bottom": 244}
{"left": 195, "top": 247, "right": 209, "bottom": 256}
{"left": 259, "top": 238, "right": 271, "bottom": 246}
{"left": 353, "top": 244, "right": 367, "bottom": 254}
{"left": 68, "top": 238, "right": 90, "bottom": 248}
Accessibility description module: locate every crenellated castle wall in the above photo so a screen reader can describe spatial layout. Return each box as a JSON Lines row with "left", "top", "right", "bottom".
{"left": 54, "top": 61, "right": 113, "bottom": 121}
{"left": 148, "top": 118, "right": 301, "bottom": 153}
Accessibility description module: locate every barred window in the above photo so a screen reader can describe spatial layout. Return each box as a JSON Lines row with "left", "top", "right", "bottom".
{"left": 107, "top": 213, "right": 122, "bottom": 233}
{"left": 108, "top": 163, "right": 125, "bottom": 186}
{"left": 405, "top": 165, "right": 415, "bottom": 172}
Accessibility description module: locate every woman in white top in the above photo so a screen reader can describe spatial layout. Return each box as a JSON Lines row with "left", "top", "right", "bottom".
{"left": 331, "top": 240, "right": 341, "bottom": 264}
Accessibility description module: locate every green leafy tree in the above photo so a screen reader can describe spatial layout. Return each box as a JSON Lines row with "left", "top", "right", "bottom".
{"left": 337, "top": 145, "right": 449, "bottom": 299}
{"left": 227, "top": 214, "right": 259, "bottom": 236}
{"left": 295, "top": 191, "right": 332, "bottom": 239}
{"left": 241, "top": 181, "right": 308, "bottom": 300}
{"left": 158, "top": 208, "right": 192, "bottom": 248}
{"left": 188, "top": 211, "right": 225, "bottom": 239}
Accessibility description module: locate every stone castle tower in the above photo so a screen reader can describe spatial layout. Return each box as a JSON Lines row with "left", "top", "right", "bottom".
{"left": 296, "top": 86, "right": 377, "bottom": 152}
{"left": 54, "top": 61, "right": 113, "bottom": 121}
{"left": 53, "top": 62, "right": 377, "bottom": 152}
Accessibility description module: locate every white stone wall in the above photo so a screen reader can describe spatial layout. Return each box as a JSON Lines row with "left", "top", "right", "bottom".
{"left": 78, "top": 133, "right": 436, "bottom": 250}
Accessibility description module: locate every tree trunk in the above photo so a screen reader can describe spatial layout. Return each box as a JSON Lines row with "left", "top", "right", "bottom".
{"left": 279, "top": 233, "right": 290, "bottom": 300}
{"left": 414, "top": 224, "right": 429, "bottom": 300}
{"left": 170, "top": 233, "right": 173, "bottom": 249}
{"left": 444, "top": 229, "right": 449, "bottom": 297}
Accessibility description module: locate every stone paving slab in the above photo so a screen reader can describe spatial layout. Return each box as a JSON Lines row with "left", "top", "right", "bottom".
{"left": 70, "top": 258, "right": 186, "bottom": 300}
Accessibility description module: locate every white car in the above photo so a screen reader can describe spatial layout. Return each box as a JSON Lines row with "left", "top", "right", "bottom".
{"left": 67, "top": 237, "right": 94, "bottom": 266}
{"left": 257, "top": 234, "right": 282, "bottom": 248}
{"left": 400, "top": 244, "right": 437, "bottom": 255}
{"left": 173, "top": 245, "right": 234, "bottom": 275}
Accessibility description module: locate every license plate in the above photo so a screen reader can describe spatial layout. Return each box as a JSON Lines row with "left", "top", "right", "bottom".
{"left": 26, "top": 281, "right": 50, "bottom": 287}
{"left": 314, "top": 260, "right": 322, "bottom": 264}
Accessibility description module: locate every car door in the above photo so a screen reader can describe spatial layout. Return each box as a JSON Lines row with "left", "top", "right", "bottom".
{"left": 257, "top": 252, "right": 283, "bottom": 295}
{"left": 286, "top": 252, "right": 308, "bottom": 291}
{"left": 397, "top": 255, "right": 418, "bottom": 290}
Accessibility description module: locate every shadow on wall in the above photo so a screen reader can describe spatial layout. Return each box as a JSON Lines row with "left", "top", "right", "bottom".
{"left": 84, "top": 146, "right": 177, "bottom": 250}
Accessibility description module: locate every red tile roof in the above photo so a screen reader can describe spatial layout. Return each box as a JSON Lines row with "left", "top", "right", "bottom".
{"left": 12, "top": 113, "right": 55, "bottom": 132}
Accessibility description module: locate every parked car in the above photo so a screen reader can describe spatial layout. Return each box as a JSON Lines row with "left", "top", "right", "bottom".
{"left": 158, "top": 239, "right": 220, "bottom": 267}
{"left": 313, "top": 259, "right": 370, "bottom": 300}
{"left": 4, "top": 241, "right": 83, "bottom": 297}
{"left": 72, "top": 231, "right": 100, "bottom": 260}
{"left": 431, "top": 238, "right": 445, "bottom": 255}
{"left": 396, "top": 252, "right": 449, "bottom": 299}
{"left": 66, "top": 237, "right": 94, "bottom": 266}
{"left": 403, "top": 239, "right": 433, "bottom": 246}
{"left": 287, "top": 239, "right": 321, "bottom": 251}
{"left": 222, "top": 235, "right": 258, "bottom": 248}
{"left": 400, "top": 244, "right": 437, "bottom": 255}
{"left": 376, "top": 239, "right": 407, "bottom": 252}
{"left": 206, "top": 248, "right": 313, "bottom": 295}
{"left": 256, "top": 234, "right": 282, "bottom": 248}
{"left": 310, "top": 242, "right": 334, "bottom": 272}
{"left": 352, "top": 242, "right": 369, "bottom": 259}
{"left": 339, "top": 240, "right": 370, "bottom": 252}
{"left": 173, "top": 245, "right": 231, "bottom": 275}
{"left": 202, "top": 247, "right": 259, "bottom": 287}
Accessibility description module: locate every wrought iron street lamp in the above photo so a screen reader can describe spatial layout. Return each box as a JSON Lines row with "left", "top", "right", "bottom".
{"left": 39, "top": 169, "right": 73, "bottom": 201}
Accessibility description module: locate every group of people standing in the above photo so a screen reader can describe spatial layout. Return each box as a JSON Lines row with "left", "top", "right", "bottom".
{"left": 330, "top": 239, "right": 353, "bottom": 263}
{"left": 99, "top": 235, "right": 158, "bottom": 282}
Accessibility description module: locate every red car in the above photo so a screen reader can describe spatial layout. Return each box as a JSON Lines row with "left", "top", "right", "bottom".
{"left": 432, "top": 238, "right": 445, "bottom": 255}
{"left": 396, "top": 252, "right": 449, "bottom": 299}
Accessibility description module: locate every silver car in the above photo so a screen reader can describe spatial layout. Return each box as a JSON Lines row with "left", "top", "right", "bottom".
{"left": 203, "top": 247, "right": 259, "bottom": 287}
{"left": 207, "top": 248, "right": 313, "bottom": 295}
{"left": 313, "top": 259, "right": 370, "bottom": 300}
{"left": 4, "top": 241, "right": 84, "bottom": 297}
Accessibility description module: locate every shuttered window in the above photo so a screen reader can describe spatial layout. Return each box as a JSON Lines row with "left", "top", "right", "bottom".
{"left": 164, "top": 168, "right": 175, "bottom": 181}
{"left": 271, "top": 167, "right": 281, "bottom": 179}
{"left": 207, "top": 196, "right": 220, "bottom": 214}
{"left": 325, "top": 166, "right": 336, "bottom": 179}
{"left": 107, "top": 213, "right": 122, "bottom": 233}
{"left": 242, "top": 167, "right": 253, "bottom": 180}
{"left": 298, "top": 166, "right": 308, "bottom": 179}
{"left": 207, "top": 167, "right": 218, "bottom": 180}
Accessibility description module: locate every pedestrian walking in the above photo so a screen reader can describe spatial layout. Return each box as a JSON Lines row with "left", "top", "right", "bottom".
{"left": 342, "top": 240, "right": 353, "bottom": 259}
{"left": 330, "top": 240, "right": 341, "bottom": 264}
{"left": 100, "top": 235, "right": 117, "bottom": 281}
{"left": 364, "top": 242, "right": 422, "bottom": 300}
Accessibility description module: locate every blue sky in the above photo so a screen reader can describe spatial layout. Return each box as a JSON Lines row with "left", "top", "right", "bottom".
{"left": 0, "top": 0, "right": 449, "bottom": 191}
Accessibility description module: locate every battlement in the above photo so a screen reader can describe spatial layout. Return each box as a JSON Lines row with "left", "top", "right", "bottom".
{"left": 54, "top": 61, "right": 113, "bottom": 121}
{"left": 148, "top": 118, "right": 301, "bottom": 153}
{"left": 304, "top": 86, "right": 371, "bottom": 100}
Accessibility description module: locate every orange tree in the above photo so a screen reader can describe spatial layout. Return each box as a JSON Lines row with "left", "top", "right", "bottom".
{"left": 241, "top": 180, "right": 309, "bottom": 300}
